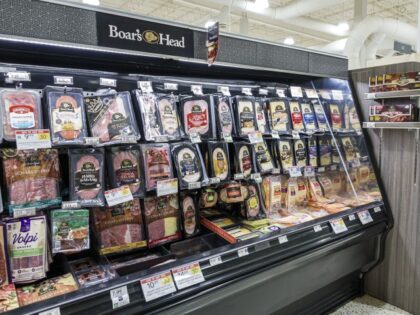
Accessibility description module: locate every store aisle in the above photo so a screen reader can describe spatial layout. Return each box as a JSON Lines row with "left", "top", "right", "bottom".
{"left": 330, "top": 295, "right": 411, "bottom": 315}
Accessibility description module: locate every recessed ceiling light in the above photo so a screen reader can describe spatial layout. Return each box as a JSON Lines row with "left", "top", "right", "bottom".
{"left": 83, "top": 0, "right": 100, "bottom": 5}
{"left": 284, "top": 37, "right": 295, "bottom": 45}
{"left": 255, "top": 0, "right": 269, "bottom": 9}
{"left": 337, "top": 22, "right": 350, "bottom": 32}
{"left": 205, "top": 20, "right": 216, "bottom": 28}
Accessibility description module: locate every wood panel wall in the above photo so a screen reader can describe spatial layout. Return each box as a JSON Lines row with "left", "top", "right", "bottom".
{"left": 351, "top": 63, "right": 420, "bottom": 314}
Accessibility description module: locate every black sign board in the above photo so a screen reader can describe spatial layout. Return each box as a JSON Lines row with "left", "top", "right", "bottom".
{"left": 96, "top": 13, "right": 194, "bottom": 58}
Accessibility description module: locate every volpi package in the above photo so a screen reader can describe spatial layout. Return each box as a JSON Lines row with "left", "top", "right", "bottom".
{"left": 215, "top": 95, "right": 235, "bottom": 139}
{"left": 232, "top": 95, "right": 257, "bottom": 137}
{"left": 206, "top": 141, "right": 230, "bottom": 182}
{"left": 141, "top": 143, "right": 174, "bottom": 192}
{"left": 233, "top": 142, "right": 255, "bottom": 178}
{"left": 179, "top": 191, "right": 200, "bottom": 238}
{"left": 267, "top": 97, "right": 291, "bottom": 133}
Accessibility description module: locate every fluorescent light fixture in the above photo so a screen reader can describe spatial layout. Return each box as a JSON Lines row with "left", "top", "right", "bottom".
{"left": 337, "top": 22, "right": 350, "bottom": 32}
{"left": 255, "top": 0, "right": 269, "bottom": 9}
{"left": 83, "top": 0, "right": 100, "bottom": 5}
{"left": 284, "top": 37, "right": 295, "bottom": 45}
{"left": 205, "top": 20, "right": 216, "bottom": 28}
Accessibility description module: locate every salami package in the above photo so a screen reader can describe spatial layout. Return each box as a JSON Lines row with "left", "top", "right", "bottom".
{"left": 0, "top": 88, "right": 43, "bottom": 142}
{"left": 69, "top": 148, "right": 105, "bottom": 207}
{"left": 51, "top": 209, "right": 89, "bottom": 254}
{"left": 93, "top": 199, "right": 146, "bottom": 255}
{"left": 312, "top": 101, "right": 329, "bottom": 131}
{"left": 233, "top": 96, "right": 257, "bottom": 137}
{"left": 207, "top": 142, "right": 230, "bottom": 182}
{"left": 293, "top": 139, "right": 307, "bottom": 168}
{"left": 1, "top": 148, "right": 61, "bottom": 213}
{"left": 307, "top": 138, "right": 319, "bottom": 167}
{"left": 141, "top": 143, "right": 173, "bottom": 191}
{"left": 253, "top": 141, "right": 274, "bottom": 174}
{"left": 215, "top": 96, "right": 235, "bottom": 139}
{"left": 84, "top": 91, "right": 140, "bottom": 144}
{"left": 6, "top": 216, "right": 47, "bottom": 283}
{"left": 318, "top": 137, "right": 332, "bottom": 166}
{"left": 134, "top": 91, "right": 161, "bottom": 141}
{"left": 44, "top": 86, "right": 88, "bottom": 145}
{"left": 143, "top": 194, "right": 181, "bottom": 247}
{"left": 179, "top": 191, "right": 200, "bottom": 238}
{"left": 276, "top": 139, "right": 294, "bottom": 172}
{"left": 179, "top": 95, "right": 216, "bottom": 139}
{"left": 233, "top": 142, "right": 254, "bottom": 178}
{"left": 107, "top": 145, "right": 143, "bottom": 198}
{"left": 255, "top": 98, "right": 270, "bottom": 134}
{"left": 289, "top": 100, "right": 304, "bottom": 131}
{"left": 301, "top": 102, "right": 317, "bottom": 132}
{"left": 267, "top": 98, "right": 291, "bottom": 133}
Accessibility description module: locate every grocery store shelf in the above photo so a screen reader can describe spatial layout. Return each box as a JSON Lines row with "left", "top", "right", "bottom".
{"left": 363, "top": 122, "right": 420, "bottom": 130}
{"left": 365, "top": 89, "right": 420, "bottom": 100}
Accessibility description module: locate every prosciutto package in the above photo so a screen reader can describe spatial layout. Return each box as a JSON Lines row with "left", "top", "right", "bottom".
{"left": 69, "top": 148, "right": 105, "bottom": 207}
{"left": 180, "top": 95, "right": 216, "bottom": 139}
{"left": 6, "top": 216, "right": 47, "bottom": 283}
{"left": 141, "top": 143, "right": 173, "bottom": 191}
{"left": 1, "top": 148, "right": 61, "bottom": 213}
{"left": 0, "top": 89, "right": 43, "bottom": 142}
{"left": 92, "top": 199, "right": 146, "bottom": 255}
{"left": 84, "top": 91, "right": 140, "bottom": 144}
{"left": 107, "top": 145, "right": 143, "bottom": 198}
{"left": 44, "top": 86, "right": 88, "bottom": 145}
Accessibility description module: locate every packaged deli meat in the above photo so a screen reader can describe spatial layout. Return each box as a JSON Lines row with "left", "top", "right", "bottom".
{"left": 134, "top": 91, "right": 161, "bottom": 141}
{"left": 0, "top": 88, "right": 43, "bottom": 142}
{"left": 6, "top": 216, "right": 47, "bottom": 283}
{"left": 215, "top": 96, "right": 235, "bottom": 139}
{"left": 255, "top": 98, "right": 270, "bottom": 134}
{"left": 199, "top": 188, "right": 218, "bottom": 208}
{"left": 262, "top": 175, "right": 283, "bottom": 213}
{"left": 341, "top": 137, "right": 360, "bottom": 163}
{"left": 253, "top": 141, "right": 274, "bottom": 174}
{"left": 51, "top": 209, "right": 89, "bottom": 254}
{"left": 156, "top": 94, "right": 182, "bottom": 139}
{"left": 267, "top": 98, "right": 290, "bottom": 133}
{"left": 141, "top": 143, "right": 173, "bottom": 191}
{"left": 44, "top": 86, "right": 88, "bottom": 145}
{"left": 343, "top": 99, "right": 361, "bottom": 131}
{"left": 143, "top": 194, "right": 181, "bottom": 247}
{"left": 219, "top": 181, "right": 248, "bottom": 204}
{"left": 84, "top": 91, "right": 140, "bottom": 144}
{"left": 69, "top": 148, "right": 105, "bottom": 207}
{"left": 234, "top": 142, "right": 254, "bottom": 178}
{"left": 92, "top": 199, "right": 146, "bottom": 255}
{"left": 1, "top": 148, "right": 61, "bottom": 213}
{"left": 289, "top": 100, "right": 304, "bottom": 131}
{"left": 107, "top": 145, "right": 143, "bottom": 198}
{"left": 301, "top": 102, "right": 317, "bottom": 132}
{"left": 179, "top": 191, "right": 200, "bottom": 238}
{"left": 312, "top": 101, "right": 329, "bottom": 131}
{"left": 294, "top": 139, "right": 307, "bottom": 168}
{"left": 0, "top": 284, "right": 19, "bottom": 312}
{"left": 331, "top": 139, "right": 341, "bottom": 164}
{"left": 368, "top": 99, "right": 418, "bottom": 122}
{"left": 16, "top": 273, "right": 78, "bottom": 307}
{"left": 207, "top": 142, "right": 230, "bottom": 182}
{"left": 233, "top": 96, "right": 257, "bottom": 136}
{"left": 0, "top": 224, "right": 9, "bottom": 286}
{"left": 318, "top": 137, "right": 332, "bottom": 166}
{"left": 180, "top": 95, "right": 216, "bottom": 139}
{"left": 307, "top": 138, "right": 319, "bottom": 167}
{"left": 243, "top": 181, "right": 266, "bottom": 220}
{"left": 171, "top": 143, "right": 206, "bottom": 189}
{"left": 328, "top": 103, "right": 343, "bottom": 131}
{"left": 277, "top": 139, "right": 294, "bottom": 172}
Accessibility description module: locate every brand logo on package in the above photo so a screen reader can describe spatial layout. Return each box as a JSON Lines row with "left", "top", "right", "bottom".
{"left": 96, "top": 13, "right": 194, "bottom": 58}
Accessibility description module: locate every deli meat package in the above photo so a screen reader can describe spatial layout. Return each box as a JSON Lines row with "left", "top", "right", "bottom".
{"left": 179, "top": 94, "right": 216, "bottom": 140}
{"left": 233, "top": 142, "right": 255, "bottom": 179}
{"left": 107, "top": 145, "right": 144, "bottom": 198}
{"left": 141, "top": 143, "right": 174, "bottom": 191}
{"left": 1, "top": 148, "right": 61, "bottom": 213}
{"left": 179, "top": 191, "right": 200, "bottom": 238}
{"left": 0, "top": 284, "right": 19, "bottom": 312}
{"left": 206, "top": 141, "right": 230, "bottom": 182}
{"left": 44, "top": 86, "right": 88, "bottom": 145}
{"left": 215, "top": 96, "right": 235, "bottom": 139}
{"left": 69, "top": 148, "right": 105, "bottom": 207}
{"left": 143, "top": 194, "right": 181, "bottom": 247}
{"left": 5, "top": 216, "right": 48, "bottom": 283}
{"left": 93, "top": 199, "right": 146, "bottom": 255}
{"left": 255, "top": 98, "right": 270, "bottom": 135}
{"left": 0, "top": 88, "right": 43, "bottom": 142}
{"left": 232, "top": 96, "right": 257, "bottom": 137}
{"left": 156, "top": 94, "right": 182, "bottom": 140}
{"left": 84, "top": 91, "right": 140, "bottom": 144}
{"left": 0, "top": 224, "right": 9, "bottom": 286}
{"left": 252, "top": 141, "right": 274, "bottom": 174}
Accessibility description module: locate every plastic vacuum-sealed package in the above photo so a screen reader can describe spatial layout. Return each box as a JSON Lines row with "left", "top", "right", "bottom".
{"left": 106, "top": 145, "right": 143, "bottom": 198}
{"left": 267, "top": 97, "right": 291, "bottom": 133}
{"left": 69, "top": 148, "right": 105, "bottom": 207}
{"left": 156, "top": 94, "right": 182, "bottom": 140}
{"left": 243, "top": 181, "right": 266, "bottom": 220}
{"left": 233, "top": 142, "right": 254, "bottom": 178}
{"left": 252, "top": 141, "right": 274, "bottom": 174}
{"left": 134, "top": 91, "right": 161, "bottom": 141}
{"left": 293, "top": 139, "right": 307, "bottom": 168}
{"left": 215, "top": 96, "right": 235, "bottom": 139}
{"left": 276, "top": 139, "right": 294, "bottom": 172}
{"left": 141, "top": 143, "right": 174, "bottom": 191}
{"left": 84, "top": 91, "right": 140, "bottom": 144}
{"left": 318, "top": 137, "right": 332, "bottom": 166}
{"left": 179, "top": 191, "right": 200, "bottom": 238}
{"left": 312, "top": 101, "right": 329, "bottom": 131}
{"left": 207, "top": 141, "right": 230, "bottom": 182}
{"left": 300, "top": 102, "right": 317, "bottom": 132}
{"left": 1, "top": 148, "right": 61, "bottom": 213}
{"left": 255, "top": 98, "right": 270, "bottom": 134}
{"left": 44, "top": 86, "right": 87, "bottom": 146}
{"left": 233, "top": 96, "right": 257, "bottom": 137}
{"left": 289, "top": 100, "right": 304, "bottom": 131}
{"left": 0, "top": 88, "right": 43, "bottom": 142}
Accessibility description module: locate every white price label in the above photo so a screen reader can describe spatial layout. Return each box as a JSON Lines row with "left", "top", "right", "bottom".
{"left": 61, "top": 201, "right": 80, "bottom": 210}
{"left": 209, "top": 256, "right": 222, "bottom": 266}
{"left": 271, "top": 168, "right": 281, "bottom": 175}
{"left": 209, "top": 177, "right": 221, "bottom": 185}
{"left": 110, "top": 286, "right": 130, "bottom": 309}
{"left": 54, "top": 76, "right": 73, "bottom": 85}
{"left": 305, "top": 89, "right": 318, "bottom": 99}
{"left": 320, "top": 90, "right": 331, "bottom": 100}
{"left": 155, "top": 135, "right": 169, "bottom": 142}
{"left": 313, "top": 224, "right": 322, "bottom": 232}
{"left": 271, "top": 131, "right": 280, "bottom": 139}
{"left": 100, "top": 77, "right": 117, "bottom": 87}
{"left": 317, "top": 167, "right": 325, "bottom": 173}
{"left": 259, "top": 88, "right": 268, "bottom": 95}
{"left": 157, "top": 179, "right": 178, "bottom": 197}
{"left": 237, "top": 248, "right": 249, "bottom": 257}
{"left": 366, "top": 92, "right": 376, "bottom": 99}
{"left": 84, "top": 137, "right": 100, "bottom": 145}
{"left": 278, "top": 235, "right": 288, "bottom": 244}
{"left": 290, "top": 86, "right": 303, "bottom": 98}
{"left": 189, "top": 132, "right": 201, "bottom": 143}
{"left": 218, "top": 86, "right": 231, "bottom": 96}
{"left": 188, "top": 182, "right": 201, "bottom": 190}
{"left": 304, "top": 166, "right": 315, "bottom": 177}
{"left": 242, "top": 87, "right": 252, "bottom": 95}
{"left": 140, "top": 271, "right": 177, "bottom": 302}
{"left": 164, "top": 82, "right": 178, "bottom": 90}
{"left": 348, "top": 214, "right": 356, "bottom": 221}
{"left": 276, "top": 89, "right": 286, "bottom": 98}
{"left": 352, "top": 159, "right": 361, "bottom": 167}
{"left": 39, "top": 307, "right": 61, "bottom": 315}
{"left": 330, "top": 165, "right": 337, "bottom": 171}
{"left": 15, "top": 129, "right": 51, "bottom": 150}
{"left": 120, "top": 135, "right": 138, "bottom": 143}
{"left": 374, "top": 206, "right": 381, "bottom": 213}
{"left": 104, "top": 185, "right": 133, "bottom": 207}
{"left": 6, "top": 71, "right": 31, "bottom": 82}
{"left": 14, "top": 207, "right": 36, "bottom": 218}
{"left": 332, "top": 90, "right": 344, "bottom": 100}
{"left": 292, "top": 130, "right": 300, "bottom": 139}
{"left": 171, "top": 262, "right": 205, "bottom": 290}
{"left": 191, "top": 85, "right": 203, "bottom": 95}
{"left": 138, "top": 81, "right": 153, "bottom": 93}
{"left": 357, "top": 210, "right": 373, "bottom": 225}
{"left": 288, "top": 166, "right": 302, "bottom": 177}
{"left": 365, "top": 122, "right": 375, "bottom": 128}
{"left": 234, "top": 173, "right": 244, "bottom": 180}
{"left": 248, "top": 131, "right": 263, "bottom": 144}
{"left": 222, "top": 132, "right": 233, "bottom": 142}
{"left": 251, "top": 173, "right": 262, "bottom": 182}
{"left": 330, "top": 218, "right": 348, "bottom": 234}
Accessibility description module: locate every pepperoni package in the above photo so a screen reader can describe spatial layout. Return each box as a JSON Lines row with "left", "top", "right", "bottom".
{"left": 141, "top": 143, "right": 174, "bottom": 191}
{"left": 0, "top": 88, "right": 43, "bottom": 142}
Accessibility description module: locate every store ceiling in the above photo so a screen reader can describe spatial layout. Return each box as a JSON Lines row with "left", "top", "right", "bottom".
{"left": 68, "top": 0, "right": 418, "bottom": 53}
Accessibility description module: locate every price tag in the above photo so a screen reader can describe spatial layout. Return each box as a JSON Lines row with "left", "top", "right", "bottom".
{"left": 365, "top": 122, "right": 375, "bottom": 128}
{"left": 171, "top": 262, "right": 205, "bottom": 290}
{"left": 237, "top": 248, "right": 249, "bottom": 257}
{"left": 189, "top": 133, "right": 201, "bottom": 143}
{"left": 218, "top": 86, "right": 231, "bottom": 96}
{"left": 320, "top": 90, "right": 331, "bottom": 100}
{"left": 259, "top": 88, "right": 268, "bottom": 95}
{"left": 332, "top": 90, "right": 344, "bottom": 100}
{"left": 209, "top": 177, "right": 221, "bottom": 185}
{"left": 164, "top": 82, "right": 178, "bottom": 90}
{"left": 288, "top": 166, "right": 302, "bottom": 177}
{"left": 191, "top": 85, "right": 203, "bottom": 95}
{"left": 138, "top": 81, "right": 153, "bottom": 93}
{"left": 242, "top": 87, "right": 252, "bottom": 95}
{"left": 357, "top": 210, "right": 373, "bottom": 225}
{"left": 54, "top": 76, "right": 73, "bottom": 85}
{"left": 14, "top": 207, "right": 36, "bottom": 218}
{"left": 15, "top": 129, "right": 51, "bottom": 150}
{"left": 140, "top": 271, "right": 177, "bottom": 302}
{"left": 271, "top": 130, "right": 280, "bottom": 139}
{"left": 248, "top": 131, "right": 263, "bottom": 144}
{"left": 352, "top": 159, "right": 361, "bottom": 167}
{"left": 100, "top": 77, "right": 117, "bottom": 87}
{"left": 157, "top": 178, "right": 178, "bottom": 197}
{"left": 305, "top": 89, "right": 318, "bottom": 99}
{"left": 120, "top": 135, "right": 138, "bottom": 143}
{"left": 313, "top": 224, "right": 322, "bottom": 232}
{"left": 188, "top": 182, "right": 201, "bottom": 190}
{"left": 330, "top": 165, "right": 337, "bottom": 171}
{"left": 317, "top": 167, "right": 325, "bottom": 173}
{"left": 348, "top": 214, "right": 356, "bottom": 221}
{"left": 292, "top": 130, "right": 300, "bottom": 139}
{"left": 374, "top": 206, "right": 381, "bottom": 213}
{"left": 104, "top": 185, "right": 133, "bottom": 207}
{"left": 271, "top": 168, "right": 281, "bottom": 175}
{"left": 290, "top": 86, "right": 303, "bottom": 98}
{"left": 329, "top": 218, "right": 348, "bottom": 234}
{"left": 61, "top": 201, "right": 80, "bottom": 210}
{"left": 251, "top": 173, "right": 262, "bottom": 182}
{"left": 154, "top": 135, "right": 168, "bottom": 143}
{"left": 84, "top": 137, "right": 100, "bottom": 145}
{"left": 304, "top": 166, "right": 315, "bottom": 177}
{"left": 366, "top": 92, "right": 376, "bottom": 99}
{"left": 234, "top": 173, "right": 244, "bottom": 180}
{"left": 276, "top": 89, "right": 286, "bottom": 97}
{"left": 222, "top": 132, "right": 233, "bottom": 142}
{"left": 209, "top": 256, "right": 222, "bottom": 266}
{"left": 6, "top": 71, "right": 31, "bottom": 82}
{"left": 39, "top": 307, "right": 61, "bottom": 315}
{"left": 110, "top": 286, "right": 130, "bottom": 309}
{"left": 278, "top": 235, "right": 288, "bottom": 244}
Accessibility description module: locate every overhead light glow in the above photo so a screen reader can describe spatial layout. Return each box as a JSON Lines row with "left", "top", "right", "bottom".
{"left": 255, "top": 0, "right": 269, "bottom": 9}
{"left": 83, "top": 0, "right": 100, "bottom": 5}
{"left": 284, "top": 37, "right": 295, "bottom": 45}
{"left": 205, "top": 20, "right": 216, "bottom": 29}
{"left": 337, "top": 22, "right": 350, "bottom": 32}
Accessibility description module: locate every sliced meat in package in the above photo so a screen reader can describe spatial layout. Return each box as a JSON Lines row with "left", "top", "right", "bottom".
{"left": 232, "top": 96, "right": 257, "bottom": 137}
{"left": 233, "top": 142, "right": 255, "bottom": 179}
{"left": 179, "top": 191, "right": 200, "bottom": 238}
{"left": 69, "top": 148, "right": 105, "bottom": 207}
{"left": 267, "top": 98, "right": 291, "bottom": 133}
{"left": 206, "top": 141, "right": 230, "bottom": 182}
{"left": 252, "top": 141, "right": 274, "bottom": 174}
{"left": 141, "top": 143, "right": 174, "bottom": 191}
{"left": 156, "top": 94, "right": 182, "bottom": 139}
{"left": 0, "top": 224, "right": 9, "bottom": 286}
{"left": 1, "top": 148, "right": 61, "bottom": 213}
{"left": 215, "top": 96, "right": 235, "bottom": 139}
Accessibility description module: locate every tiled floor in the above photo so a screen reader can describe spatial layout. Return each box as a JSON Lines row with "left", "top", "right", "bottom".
{"left": 330, "top": 295, "right": 412, "bottom": 315}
